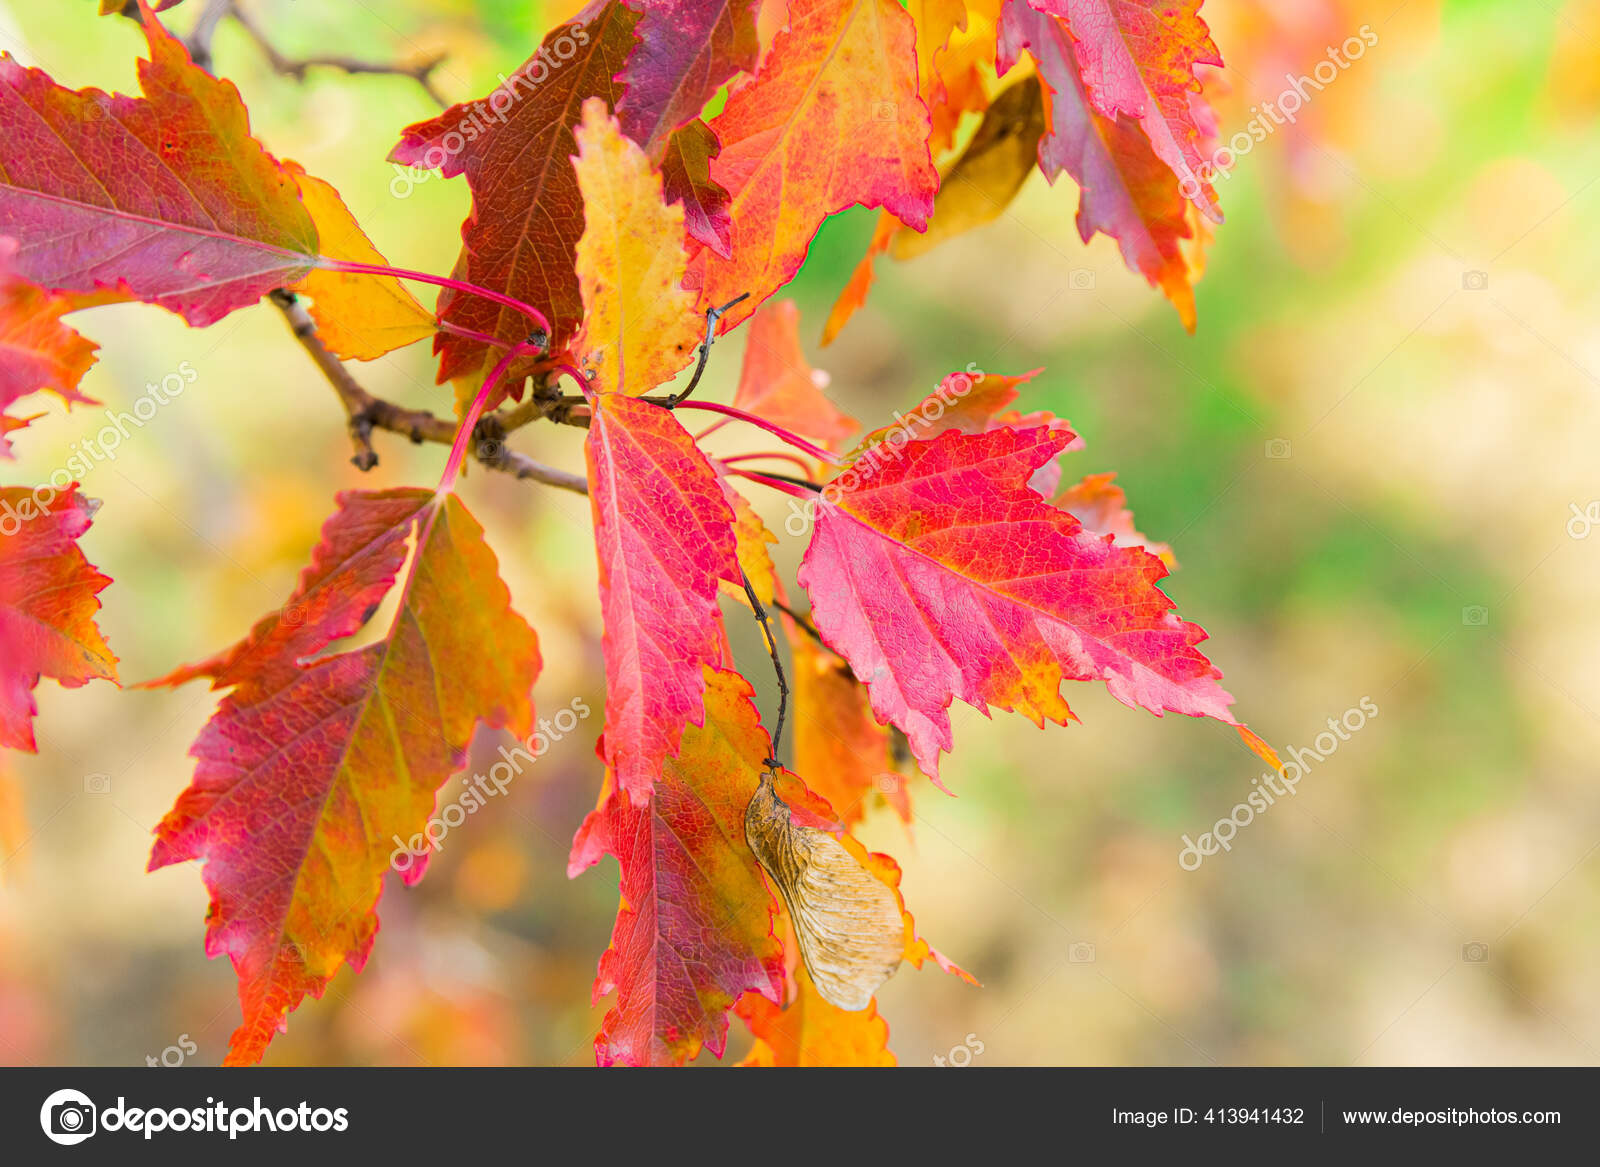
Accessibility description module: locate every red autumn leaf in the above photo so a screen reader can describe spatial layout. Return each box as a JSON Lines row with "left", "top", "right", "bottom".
{"left": 798, "top": 423, "right": 1270, "bottom": 783}
{"left": 1026, "top": 0, "right": 1224, "bottom": 220}
{"left": 585, "top": 393, "right": 740, "bottom": 804}
{"left": 659, "top": 119, "right": 735, "bottom": 258}
{"left": 149, "top": 489, "right": 540, "bottom": 1065}
{"left": 0, "top": 1, "right": 318, "bottom": 326}
{"left": 0, "top": 240, "right": 98, "bottom": 456}
{"left": 1000, "top": 0, "right": 1206, "bottom": 331}
{"left": 858, "top": 367, "right": 1079, "bottom": 495}
{"left": 568, "top": 667, "right": 785, "bottom": 1067}
{"left": 617, "top": 0, "right": 762, "bottom": 157}
{"left": 732, "top": 300, "right": 859, "bottom": 450}
{"left": 685, "top": 0, "right": 938, "bottom": 333}
{"left": 0, "top": 484, "right": 117, "bottom": 752}
{"left": 389, "top": 3, "right": 640, "bottom": 381}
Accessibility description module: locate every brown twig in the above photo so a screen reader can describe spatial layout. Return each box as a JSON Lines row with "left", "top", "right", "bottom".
{"left": 741, "top": 572, "right": 789, "bottom": 769}
{"left": 665, "top": 293, "right": 751, "bottom": 407}
{"left": 773, "top": 598, "right": 824, "bottom": 647}
{"left": 185, "top": 0, "right": 448, "bottom": 107}
{"left": 268, "top": 291, "right": 587, "bottom": 494}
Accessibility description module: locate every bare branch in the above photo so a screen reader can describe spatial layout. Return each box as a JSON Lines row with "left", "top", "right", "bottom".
{"left": 186, "top": 1, "right": 449, "bottom": 107}
{"left": 268, "top": 291, "right": 586, "bottom": 494}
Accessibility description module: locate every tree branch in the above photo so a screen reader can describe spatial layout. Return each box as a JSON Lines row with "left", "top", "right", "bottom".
{"left": 665, "top": 293, "right": 751, "bottom": 407}
{"left": 268, "top": 291, "right": 586, "bottom": 494}
{"left": 186, "top": 0, "right": 448, "bottom": 107}
{"left": 741, "top": 572, "right": 789, "bottom": 769}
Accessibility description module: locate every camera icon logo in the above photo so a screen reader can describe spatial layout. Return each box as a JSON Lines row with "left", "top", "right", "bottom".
{"left": 83, "top": 773, "right": 111, "bottom": 795}
{"left": 39, "top": 1088, "right": 97, "bottom": 1145}
{"left": 1462, "top": 941, "right": 1489, "bottom": 963}
{"left": 1069, "top": 942, "right": 1096, "bottom": 963}
{"left": 1069, "top": 268, "right": 1096, "bottom": 290}
{"left": 1264, "top": 438, "right": 1292, "bottom": 459}
{"left": 1461, "top": 605, "right": 1489, "bottom": 627}
{"left": 1462, "top": 270, "right": 1488, "bottom": 291}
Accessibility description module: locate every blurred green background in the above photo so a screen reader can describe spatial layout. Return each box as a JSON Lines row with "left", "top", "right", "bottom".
{"left": 4, "top": 0, "right": 1600, "bottom": 1066}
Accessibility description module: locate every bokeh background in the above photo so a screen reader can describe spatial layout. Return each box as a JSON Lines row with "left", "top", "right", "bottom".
{"left": 3, "top": 0, "right": 1599, "bottom": 1066}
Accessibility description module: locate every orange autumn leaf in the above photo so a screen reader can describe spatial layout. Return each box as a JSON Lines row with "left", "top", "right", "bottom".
{"left": 571, "top": 99, "right": 702, "bottom": 395}
{"left": 733, "top": 300, "right": 858, "bottom": 450}
{"left": 737, "top": 906, "right": 896, "bottom": 1066}
{"left": 1057, "top": 470, "right": 1176, "bottom": 568}
{"left": 0, "top": 484, "right": 117, "bottom": 752}
{"left": 149, "top": 489, "right": 540, "bottom": 1065}
{"left": 821, "top": 0, "right": 1000, "bottom": 344}
{"left": 0, "top": 239, "right": 98, "bottom": 455}
{"left": 786, "top": 614, "right": 898, "bottom": 830}
{"left": 568, "top": 667, "right": 784, "bottom": 1066}
{"left": 687, "top": 0, "right": 938, "bottom": 333}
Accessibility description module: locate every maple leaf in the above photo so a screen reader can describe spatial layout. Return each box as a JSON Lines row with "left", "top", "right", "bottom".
{"left": 798, "top": 423, "right": 1271, "bottom": 783}
{"left": 736, "top": 906, "right": 896, "bottom": 1066}
{"left": 659, "top": 119, "right": 735, "bottom": 257}
{"left": 570, "top": 99, "right": 702, "bottom": 396}
{"left": 283, "top": 163, "right": 434, "bottom": 362}
{"left": 585, "top": 393, "right": 740, "bottom": 804}
{"left": 1026, "top": 0, "right": 1224, "bottom": 220}
{"left": 617, "top": 0, "right": 762, "bottom": 157}
{"left": 819, "top": 0, "right": 998, "bottom": 345}
{"left": 856, "top": 367, "right": 1079, "bottom": 495}
{"left": 1057, "top": 470, "right": 1175, "bottom": 568}
{"left": 149, "top": 489, "right": 540, "bottom": 1065}
{"left": 0, "top": 484, "right": 117, "bottom": 752}
{"left": 568, "top": 667, "right": 785, "bottom": 1067}
{"left": 685, "top": 0, "right": 938, "bottom": 333}
{"left": 389, "top": 3, "right": 640, "bottom": 381}
{"left": 890, "top": 75, "right": 1047, "bottom": 263}
{"left": 732, "top": 300, "right": 858, "bottom": 450}
{"left": 916, "top": 0, "right": 999, "bottom": 158}
{"left": 1000, "top": 0, "right": 1206, "bottom": 331}
{"left": 786, "top": 616, "right": 899, "bottom": 830}
{"left": 722, "top": 482, "right": 779, "bottom": 608}
{"left": 0, "top": 1, "right": 318, "bottom": 326}
{"left": 0, "top": 240, "right": 98, "bottom": 456}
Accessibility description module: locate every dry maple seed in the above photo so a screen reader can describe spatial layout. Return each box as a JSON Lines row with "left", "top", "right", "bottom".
{"left": 744, "top": 770, "right": 905, "bottom": 1012}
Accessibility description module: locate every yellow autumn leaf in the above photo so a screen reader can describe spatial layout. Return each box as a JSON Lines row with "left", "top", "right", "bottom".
{"left": 891, "top": 74, "right": 1045, "bottom": 261}
{"left": 286, "top": 162, "right": 435, "bottom": 361}
{"left": 571, "top": 98, "right": 702, "bottom": 396}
